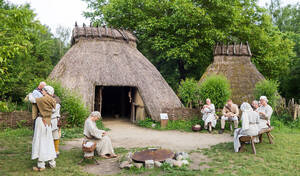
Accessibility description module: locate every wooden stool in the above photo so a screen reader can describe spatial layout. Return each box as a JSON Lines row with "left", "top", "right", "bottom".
{"left": 238, "top": 127, "right": 274, "bottom": 155}
{"left": 78, "top": 141, "right": 99, "bottom": 165}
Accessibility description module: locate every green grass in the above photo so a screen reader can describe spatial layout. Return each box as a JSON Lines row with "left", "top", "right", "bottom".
{"left": 0, "top": 123, "right": 299, "bottom": 175}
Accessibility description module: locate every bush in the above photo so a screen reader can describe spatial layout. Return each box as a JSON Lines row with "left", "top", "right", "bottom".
{"left": 254, "top": 79, "right": 280, "bottom": 108}
{"left": 178, "top": 78, "right": 201, "bottom": 108}
{"left": 199, "top": 74, "right": 231, "bottom": 109}
{"left": 26, "top": 79, "right": 89, "bottom": 127}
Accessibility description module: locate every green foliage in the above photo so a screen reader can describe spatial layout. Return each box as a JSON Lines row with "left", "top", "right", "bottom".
{"left": 137, "top": 117, "right": 202, "bottom": 132}
{"left": 254, "top": 79, "right": 280, "bottom": 108}
{"left": 83, "top": 0, "right": 295, "bottom": 91}
{"left": 0, "top": 1, "right": 70, "bottom": 102}
{"left": 178, "top": 78, "right": 200, "bottom": 108}
{"left": 199, "top": 75, "right": 231, "bottom": 109}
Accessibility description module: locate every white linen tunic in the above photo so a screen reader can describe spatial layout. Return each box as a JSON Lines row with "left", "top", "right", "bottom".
{"left": 201, "top": 104, "right": 217, "bottom": 128}
{"left": 51, "top": 104, "right": 61, "bottom": 140}
{"left": 257, "top": 105, "right": 273, "bottom": 129}
{"left": 234, "top": 108, "right": 260, "bottom": 152}
{"left": 32, "top": 117, "right": 57, "bottom": 161}
{"left": 83, "top": 118, "right": 115, "bottom": 156}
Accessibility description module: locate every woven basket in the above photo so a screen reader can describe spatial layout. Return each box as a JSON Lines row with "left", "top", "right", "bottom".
{"left": 82, "top": 141, "right": 96, "bottom": 153}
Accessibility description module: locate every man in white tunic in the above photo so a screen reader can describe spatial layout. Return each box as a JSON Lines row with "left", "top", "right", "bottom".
{"left": 29, "top": 86, "right": 57, "bottom": 171}
{"left": 83, "top": 111, "right": 117, "bottom": 158}
{"left": 234, "top": 102, "right": 260, "bottom": 152}
{"left": 257, "top": 96, "right": 273, "bottom": 129}
{"left": 201, "top": 98, "right": 217, "bottom": 133}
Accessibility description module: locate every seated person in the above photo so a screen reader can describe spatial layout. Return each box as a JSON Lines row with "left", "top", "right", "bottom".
{"left": 219, "top": 99, "right": 239, "bottom": 134}
{"left": 257, "top": 96, "right": 273, "bottom": 129}
{"left": 83, "top": 111, "right": 117, "bottom": 158}
{"left": 234, "top": 102, "right": 260, "bottom": 152}
{"left": 201, "top": 98, "right": 217, "bottom": 133}
{"left": 251, "top": 100, "right": 259, "bottom": 112}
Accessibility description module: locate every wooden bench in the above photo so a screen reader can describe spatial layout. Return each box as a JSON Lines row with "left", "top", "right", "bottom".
{"left": 239, "top": 127, "right": 274, "bottom": 155}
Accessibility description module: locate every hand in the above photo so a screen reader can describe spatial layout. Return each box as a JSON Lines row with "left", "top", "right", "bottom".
{"left": 102, "top": 132, "right": 107, "bottom": 136}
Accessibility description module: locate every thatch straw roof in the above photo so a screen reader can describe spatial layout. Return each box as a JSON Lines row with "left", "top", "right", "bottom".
{"left": 200, "top": 43, "right": 265, "bottom": 105}
{"left": 49, "top": 26, "right": 182, "bottom": 121}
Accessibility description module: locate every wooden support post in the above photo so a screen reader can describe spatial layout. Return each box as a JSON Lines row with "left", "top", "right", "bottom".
{"left": 266, "top": 132, "right": 273, "bottom": 144}
{"left": 98, "top": 87, "right": 103, "bottom": 115}
{"left": 251, "top": 137, "right": 256, "bottom": 155}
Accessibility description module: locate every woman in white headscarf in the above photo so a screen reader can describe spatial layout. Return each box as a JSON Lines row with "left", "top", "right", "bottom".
{"left": 83, "top": 111, "right": 117, "bottom": 158}
{"left": 201, "top": 98, "right": 217, "bottom": 133}
{"left": 233, "top": 102, "right": 260, "bottom": 152}
{"left": 257, "top": 96, "right": 273, "bottom": 129}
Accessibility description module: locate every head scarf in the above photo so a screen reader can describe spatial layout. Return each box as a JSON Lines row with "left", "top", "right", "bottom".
{"left": 240, "top": 102, "right": 254, "bottom": 130}
{"left": 89, "top": 111, "right": 102, "bottom": 119}
{"left": 43, "top": 86, "right": 54, "bottom": 96}
{"left": 260, "top": 96, "right": 268, "bottom": 103}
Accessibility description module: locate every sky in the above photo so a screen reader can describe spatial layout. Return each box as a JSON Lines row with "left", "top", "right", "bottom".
{"left": 7, "top": 0, "right": 300, "bottom": 36}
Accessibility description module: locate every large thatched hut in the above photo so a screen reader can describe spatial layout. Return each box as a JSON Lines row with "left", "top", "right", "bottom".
{"left": 49, "top": 25, "right": 182, "bottom": 122}
{"left": 199, "top": 43, "right": 265, "bottom": 105}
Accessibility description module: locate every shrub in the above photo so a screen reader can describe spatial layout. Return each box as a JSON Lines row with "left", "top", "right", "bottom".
{"left": 199, "top": 74, "right": 231, "bottom": 109}
{"left": 26, "top": 79, "right": 89, "bottom": 127}
{"left": 178, "top": 78, "right": 201, "bottom": 108}
{"left": 254, "top": 79, "right": 280, "bottom": 108}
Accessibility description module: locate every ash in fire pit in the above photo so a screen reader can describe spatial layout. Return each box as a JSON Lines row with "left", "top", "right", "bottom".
{"left": 132, "top": 148, "right": 174, "bottom": 163}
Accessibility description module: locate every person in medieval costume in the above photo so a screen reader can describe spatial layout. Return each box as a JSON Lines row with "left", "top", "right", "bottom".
{"left": 251, "top": 100, "right": 259, "bottom": 112}
{"left": 51, "top": 95, "right": 61, "bottom": 156}
{"left": 83, "top": 111, "right": 117, "bottom": 158}
{"left": 257, "top": 96, "right": 273, "bottom": 129}
{"left": 29, "top": 86, "right": 57, "bottom": 171}
{"left": 201, "top": 98, "right": 217, "bottom": 133}
{"left": 233, "top": 102, "right": 260, "bottom": 152}
{"left": 219, "top": 99, "right": 239, "bottom": 134}
{"left": 30, "top": 82, "right": 46, "bottom": 130}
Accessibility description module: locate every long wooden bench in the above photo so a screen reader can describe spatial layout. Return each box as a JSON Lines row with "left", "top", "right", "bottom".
{"left": 239, "top": 127, "right": 274, "bottom": 155}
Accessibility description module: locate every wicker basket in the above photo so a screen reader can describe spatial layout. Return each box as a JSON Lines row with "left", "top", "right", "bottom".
{"left": 82, "top": 141, "right": 96, "bottom": 153}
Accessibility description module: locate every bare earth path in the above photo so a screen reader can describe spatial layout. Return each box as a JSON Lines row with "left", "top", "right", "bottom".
{"left": 62, "top": 119, "right": 232, "bottom": 175}
{"left": 62, "top": 119, "right": 232, "bottom": 151}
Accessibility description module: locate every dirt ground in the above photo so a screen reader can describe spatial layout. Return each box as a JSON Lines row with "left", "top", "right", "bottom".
{"left": 62, "top": 119, "right": 232, "bottom": 175}
{"left": 62, "top": 119, "right": 232, "bottom": 152}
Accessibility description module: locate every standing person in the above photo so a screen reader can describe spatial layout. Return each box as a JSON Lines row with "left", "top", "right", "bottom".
{"left": 233, "top": 102, "right": 260, "bottom": 152}
{"left": 201, "top": 98, "right": 217, "bottom": 133}
{"left": 29, "top": 86, "right": 57, "bottom": 171}
{"left": 257, "top": 96, "right": 273, "bottom": 129}
{"left": 52, "top": 95, "right": 61, "bottom": 156}
{"left": 219, "top": 99, "right": 239, "bottom": 134}
{"left": 83, "top": 111, "right": 117, "bottom": 158}
{"left": 31, "top": 82, "right": 46, "bottom": 130}
{"left": 251, "top": 100, "right": 259, "bottom": 112}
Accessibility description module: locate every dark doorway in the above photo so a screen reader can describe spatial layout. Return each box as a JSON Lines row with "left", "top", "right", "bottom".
{"left": 94, "top": 86, "right": 134, "bottom": 119}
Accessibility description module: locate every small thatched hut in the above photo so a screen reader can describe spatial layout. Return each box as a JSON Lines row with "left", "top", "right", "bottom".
{"left": 199, "top": 43, "right": 265, "bottom": 105}
{"left": 49, "top": 25, "right": 182, "bottom": 122}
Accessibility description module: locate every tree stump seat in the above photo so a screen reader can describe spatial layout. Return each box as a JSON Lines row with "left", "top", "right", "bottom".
{"left": 239, "top": 126, "right": 274, "bottom": 155}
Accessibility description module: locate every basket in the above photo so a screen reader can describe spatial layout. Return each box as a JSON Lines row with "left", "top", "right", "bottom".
{"left": 82, "top": 141, "right": 96, "bottom": 153}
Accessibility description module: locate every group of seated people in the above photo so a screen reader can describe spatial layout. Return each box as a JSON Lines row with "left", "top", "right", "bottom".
{"left": 201, "top": 96, "right": 273, "bottom": 133}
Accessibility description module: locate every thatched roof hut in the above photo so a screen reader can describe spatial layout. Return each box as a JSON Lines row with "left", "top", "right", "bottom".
{"left": 49, "top": 25, "right": 182, "bottom": 121}
{"left": 199, "top": 43, "right": 265, "bottom": 105}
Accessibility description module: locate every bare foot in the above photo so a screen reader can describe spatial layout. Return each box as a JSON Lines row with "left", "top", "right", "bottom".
{"left": 110, "top": 154, "right": 118, "bottom": 158}
{"left": 100, "top": 155, "right": 110, "bottom": 159}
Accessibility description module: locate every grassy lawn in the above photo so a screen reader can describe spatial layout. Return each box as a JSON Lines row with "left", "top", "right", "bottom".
{"left": 0, "top": 126, "right": 299, "bottom": 176}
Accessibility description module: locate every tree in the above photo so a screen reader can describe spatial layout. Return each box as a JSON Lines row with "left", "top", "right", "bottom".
{"left": 83, "top": 0, "right": 295, "bottom": 91}
{"left": 0, "top": 1, "right": 68, "bottom": 102}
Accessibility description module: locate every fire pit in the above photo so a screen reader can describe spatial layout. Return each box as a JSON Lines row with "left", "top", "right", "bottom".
{"left": 132, "top": 149, "right": 174, "bottom": 163}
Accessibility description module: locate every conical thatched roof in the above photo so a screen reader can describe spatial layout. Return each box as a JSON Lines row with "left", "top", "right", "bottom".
{"left": 49, "top": 25, "right": 182, "bottom": 121}
{"left": 200, "top": 43, "right": 265, "bottom": 105}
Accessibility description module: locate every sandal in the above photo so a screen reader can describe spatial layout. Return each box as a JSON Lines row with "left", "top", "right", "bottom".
{"left": 110, "top": 154, "right": 118, "bottom": 158}
{"left": 100, "top": 155, "right": 110, "bottom": 159}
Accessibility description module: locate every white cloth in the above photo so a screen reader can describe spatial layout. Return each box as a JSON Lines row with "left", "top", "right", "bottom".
{"left": 51, "top": 104, "right": 61, "bottom": 140}
{"left": 201, "top": 104, "right": 217, "bottom": 128}
{"left": 233, "top": 103, "right": 260, "bottom": 152}
{"left": 83, "top": 118, "right": 115, "bottom": 156}
{"left": 32, "top": 117, "right": 56, "bottom": 162}
{"left": 257, "top": 105, "right": 273, "bottom": 129}
{"left": 32, "top": 89, "right": 43, "bottom": 98}
{"left": 221, "top": 115, "right": 238, "bottom": 121}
